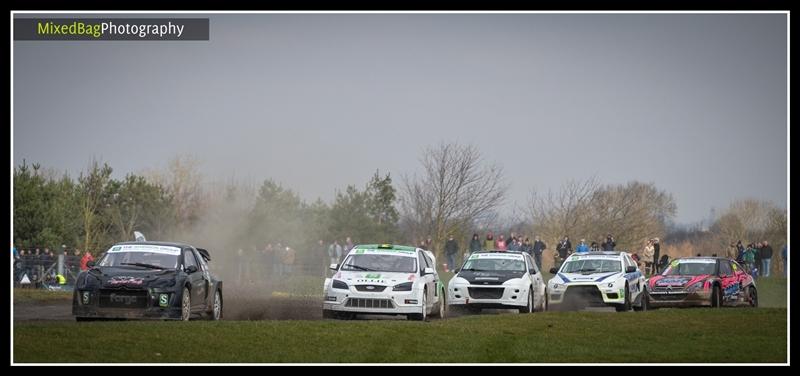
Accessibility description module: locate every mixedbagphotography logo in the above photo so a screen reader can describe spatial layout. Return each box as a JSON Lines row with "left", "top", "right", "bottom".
{"left": 14, "top": 18, "right": 209, "bottom": 41}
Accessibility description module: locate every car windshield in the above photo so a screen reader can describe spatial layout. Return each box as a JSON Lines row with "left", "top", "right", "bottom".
{"left": 662, "top": 262, "right": 716, "bottom": 276}
{"left": 462, "top": 258, "right": 525, "bottom": 272}
{"left": 98, "top": 251, "right": 179, "bottom": 269}
{"left": 561, "top": 259, "right": 621, "bottom": 274}
{"left": 341, "top": 254, "right": 417, "bottom": 273}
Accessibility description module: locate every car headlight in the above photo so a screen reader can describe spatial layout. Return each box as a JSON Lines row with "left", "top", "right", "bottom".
{"left": 332, "top": 279, "right": 348, "bottom": 290}
{"left": 687, "top": 281, "right": 704, "bottom": 292}
{"left": 393, "top": 282, "right": 413, "bottom": 291}
{"left": 503, "top": 278, "right": 524, "bottom": 285}
{"left": 551, "top": 283, "right": 561, "bottom": 290}
{"left": 150, "top": 278, "right": 176, "bottom": 288}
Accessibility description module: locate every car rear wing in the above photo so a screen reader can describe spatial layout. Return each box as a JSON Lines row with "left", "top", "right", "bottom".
{"left": 197, "top": 248, "right": 211, "bottom": 261}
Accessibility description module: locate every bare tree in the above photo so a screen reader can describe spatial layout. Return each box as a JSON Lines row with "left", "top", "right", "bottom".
{"left": 528, "top": 179, "right": 676, "bottom": 253}
{"left": 143, "top": 155, "right": 206, "bottom": 236}
{"left": 400, "top": 143, "right": 507, "bottom": 258}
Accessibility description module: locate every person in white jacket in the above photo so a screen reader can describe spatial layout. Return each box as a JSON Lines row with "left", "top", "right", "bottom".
{"left": 642, "top": 239, "right": 655, "bottom": 276}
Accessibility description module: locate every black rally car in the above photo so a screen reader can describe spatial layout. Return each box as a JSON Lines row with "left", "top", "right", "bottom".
{"left": 72, "top": 241, "right": 223, "bottom": 321}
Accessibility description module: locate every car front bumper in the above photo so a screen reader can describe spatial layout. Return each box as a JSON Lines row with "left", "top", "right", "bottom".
{"left": 548, "top": 283, "right": 625, "bottom": 308}
{"left": 447, "top": 284, "right": 529, "bottom": 308}
{"left": 647, "top": 289, "right": 712, "bottom": 307}
{"left": 72, "top": 288, "right": 184, "bottom": 320}
{"left": 322, "top": 288, "right": 423, "bottom": 315}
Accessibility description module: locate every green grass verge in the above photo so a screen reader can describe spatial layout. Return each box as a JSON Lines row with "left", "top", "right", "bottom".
{"left": 754, "top": 277, "right": 787, "bottom": 308}
{"left": 13, "top": 288, "right": 72, "bottom": 303}
{"left": 14, "top": 308, "right": 786, "bottom": 363}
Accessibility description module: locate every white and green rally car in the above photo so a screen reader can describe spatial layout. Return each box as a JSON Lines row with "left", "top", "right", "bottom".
{"left": 547, "top": 251, "right": 648, "bottom": 312}
{"left": 323, "top": 244, "right": 446, "bottom": 321}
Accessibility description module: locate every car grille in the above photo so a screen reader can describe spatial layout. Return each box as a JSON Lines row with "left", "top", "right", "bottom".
{"left": 98, "top": 289, "right": 149, "bottom": 308}
{"left": 345, "top": 298, "right": 394, "bottom": 309}
{"left": 562, "top": 286, "right": 606, "bottom": 307}
{"left": 354, "top": 285, "right": 387, "bottom": 292}
{"left": 468, "top": 287, "right": 505, "bottom": 299}
{"left": 650, "top": 292, "right": 688, "bottom": 301}
{"left": 653, "top": 286, "right": 686, "bottom": 292}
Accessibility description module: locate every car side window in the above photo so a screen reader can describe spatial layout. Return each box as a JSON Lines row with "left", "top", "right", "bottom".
{"left": 719, "top": 260, "right": 733, "bottom": 277}
{"left": 422, "top": 253, "right": 434, "bottom": 271}
{"left": 195, "top": 250, "right": 208, "bottom": 271}
{"left": 183, "top": 249, "right": 198, "bottom": 270}
{"left": 417, "top": 252, "right": 428, "bottom": 272}
{"left": 525, "top": 255, "right": 535, "bottom": 273}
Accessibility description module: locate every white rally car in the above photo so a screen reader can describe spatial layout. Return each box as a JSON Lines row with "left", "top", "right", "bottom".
{"left": 547, "top": 251, "right": 648, "bottom": 312}
{"left": 323, "top": 244, "right": 446, "bottom": 321}
{"left": 448, "top": 251, "right": 546, "bottom": 313}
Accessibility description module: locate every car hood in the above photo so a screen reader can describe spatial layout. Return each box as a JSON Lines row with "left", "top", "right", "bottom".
{"left": 88, "top": 267, "right": 177, "bottom": 288}
{"left": 554, "top": 271, "right": 622, "bottom": 284}
{"left": 456, "top": 270, "right": 525, "bottom": 284}
{"left": 333, "top": 271, "right": 418, "bottom": 285}
{"left": 649, "top": 274, "right": 710, "bottom": 288}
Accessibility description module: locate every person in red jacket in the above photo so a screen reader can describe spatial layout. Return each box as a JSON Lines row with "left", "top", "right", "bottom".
{"left": 80, "top": 250, "right": 95, "bottom": 271}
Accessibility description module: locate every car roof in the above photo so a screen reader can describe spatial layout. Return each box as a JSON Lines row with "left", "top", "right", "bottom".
{"left": 568, "top": 251, "right": 625, "bottom": 257}
{"left": 350, "top": 244, "right": 420, "bottom": 254}
{"left": 113, "top": 241, "right": 195, "bottom": 249}
{"left": 473, "top": 250, "right": 527, "bottom": 255}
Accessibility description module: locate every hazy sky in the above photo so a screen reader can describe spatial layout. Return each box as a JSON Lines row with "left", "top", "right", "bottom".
{"left": 13, "top": 13, "right": 788, "bottom": 224}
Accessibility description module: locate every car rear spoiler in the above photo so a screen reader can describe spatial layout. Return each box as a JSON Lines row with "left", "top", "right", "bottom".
{"left": 197, "top": 248, "right": 211, "bottom": 261}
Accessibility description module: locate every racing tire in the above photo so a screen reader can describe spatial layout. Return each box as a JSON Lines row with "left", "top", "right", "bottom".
{"left": 748, "top": 286, "right": 758, "bottom": 308}
{"left": 322, "top": 309, "right": 335, "bottom": 319}
{"left": 180, "top": 287, "right": 192, "bottom": 321}
{"left": 408, "top": 290, "right": 428, "bottom": 321}
{"left": 615, "top": 284, "right": 631, "bottom": 312}
{"left": 75, "top": 317, "right": 96, "bottom": 322}
{"left": 633, "top": 289, "right": 649, "bottom": 312}
{"left": 519, "top": 290, "right": 534, "bottom": 314}
{"left": 209, "top": 290, "right": 222, "bottom": 320}
{"left": 431, "top": 288, "right": 447, "bottom": 319}
{"left": 711, "top": 285, "right": 722, "bottom": 308}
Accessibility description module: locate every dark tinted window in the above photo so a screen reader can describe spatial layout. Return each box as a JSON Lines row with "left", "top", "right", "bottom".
{"left": 719, "top": 260, "right": 733, "bottom": 276}
{"left": 183, "top": 249, "right": 198, "bottom": 270}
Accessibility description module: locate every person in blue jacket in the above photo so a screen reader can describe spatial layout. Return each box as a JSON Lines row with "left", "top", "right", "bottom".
{"left": 575, "top": 239, "right": 590, "bottom": 253}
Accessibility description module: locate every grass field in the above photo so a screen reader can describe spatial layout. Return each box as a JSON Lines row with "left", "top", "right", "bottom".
{"left": 13, "top": 277, "right": 788, "bottom": 363}
{"left": 13, "top": 288, "right": 72, "bottom": 303}
{"left": 14, "top": 308, "right": 786, "bottom": 363}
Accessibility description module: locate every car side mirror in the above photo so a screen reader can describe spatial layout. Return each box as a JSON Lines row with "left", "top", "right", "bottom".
{"left": 422, "top": 267, "right": 434, "bottom": 275}
{"left": 185, "top": 265, "right": 198, "bottom": 274}
{"left": 329, "top": 263, "right": 338, "bottom": 271}
{"left": 453, "top": 268, "right": 460, "bottom": 273}
{"left": 87, "top": 261, "right": 96, "bottom": 268}
{"left": 549, "top": 268, "right": 558, "bottom": 274}
{"left": 530, "top": 268, "right": 537, "bottom": 275}
{"left": 626, "top": 266, "right": 637, "bottom": 273}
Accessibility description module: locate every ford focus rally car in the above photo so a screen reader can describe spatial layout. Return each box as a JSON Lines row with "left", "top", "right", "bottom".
{"left": 547, "top": 251, "right": 648, "bottom": 312}
{"left": 72, "top": 242, "right": 223, "bottom": 321}
{"left": 323, "top": 244, "right": 446, "bottom": 321}
{"left": 448, "top": 251, "right": 546, "bottom": 313}
{"left": 647, "top": 257, "right": 757, "bottom": 308}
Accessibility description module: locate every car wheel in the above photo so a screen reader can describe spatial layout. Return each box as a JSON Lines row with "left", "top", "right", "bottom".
{"left": 634, "top": 289, "right": 649, "bottom": 312}
{"left": 408, "top": 290, "right": 427, "bottom": 321}
{"left": 519, "top": 290, "right": 533, "bottom": 313}
{"left": 75, "top": 317, "right": 95, "bottom": 322}
{"left": 432, "top": 288, "right": 447, "bottom": 319}
{"left": 181, "top": 287, "right": 191, "bottom": 321}
{"left": 615, "top": 284, "right": 631, "bottom": 312}
{"left": 210, "top": 290, "right": 222, "bottom": 320}
{"left": 711, "top": 285, "right": 722, "bottom": 308}
{"left": 322, "top": 309, "right": 335, "bottom": 319}
{"left": 748, "top": 286, "right": 758, "bottom": 308}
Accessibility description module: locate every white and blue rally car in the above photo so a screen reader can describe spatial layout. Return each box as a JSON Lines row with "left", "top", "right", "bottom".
{"left": 547, "top": 251, "right": 648, "bottom": 312}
